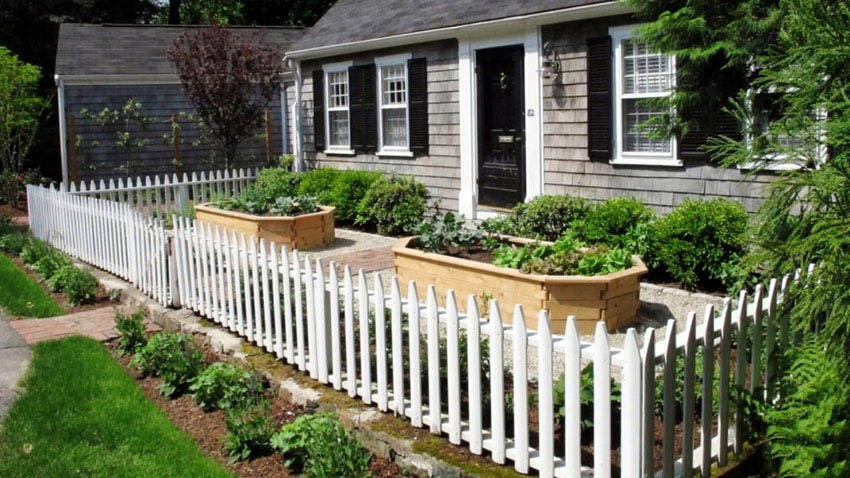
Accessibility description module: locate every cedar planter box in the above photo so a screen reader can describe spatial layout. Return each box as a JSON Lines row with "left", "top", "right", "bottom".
{"left": 393, "top": 236, "right": 648, "bottom": 335}
{"left": 195, "top": 203, "right": 335, "bottom": 250}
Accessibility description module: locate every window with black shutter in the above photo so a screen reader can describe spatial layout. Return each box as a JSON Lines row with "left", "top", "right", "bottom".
{"left": 408, "top": 57, "right": 428, "bottom": 155}
{"left": 348, "top": 64, "right": 377, "bottom": 153}
{"left": 312, "top": 69, "right": 325, "bottom": 151}
{"left": 586, "top": 36, "right": 613, "bottom": 160}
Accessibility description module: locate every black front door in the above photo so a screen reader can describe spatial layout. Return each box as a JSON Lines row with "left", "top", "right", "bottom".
{"left": 476, "top": 45, "right": 525, "bottom": 209}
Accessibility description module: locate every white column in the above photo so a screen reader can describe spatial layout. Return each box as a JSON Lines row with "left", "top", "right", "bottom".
{"left": 457, "top": 39, "right": 477, "bottom": 217}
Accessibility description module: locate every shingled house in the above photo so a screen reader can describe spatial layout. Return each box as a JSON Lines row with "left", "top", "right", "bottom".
{"left": 55, "top": 24, "right": 304, "bottom": 184}
{"left": 284, "top": 0, "right": 789, "bottom": 215}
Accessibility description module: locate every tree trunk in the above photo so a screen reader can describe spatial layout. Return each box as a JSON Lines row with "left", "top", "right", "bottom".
{"left": 169, "top": 0, "right": 181, "bottom": 24}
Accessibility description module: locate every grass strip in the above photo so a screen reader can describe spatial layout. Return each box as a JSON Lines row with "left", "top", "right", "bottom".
{"left": 0, "top": 253, "right": 63, "bottom": 317}
{"left": 0, "top": 336, "right": 233, "bottom": 478}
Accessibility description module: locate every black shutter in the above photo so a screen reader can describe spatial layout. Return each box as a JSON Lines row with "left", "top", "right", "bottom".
{"left": 312, "top": 69, "right": 325, "bottom": 151}
{"left": 586, "top": 36, "right": 613, "bottom": 160}
{"left": 678, "top": 105, "right": 743, "bottom": 159}
{"left": 348, "top": 64, "right": 377, "bottom": 153}
{"left": 408, "top": 57, "right": 429, "bottom": 155}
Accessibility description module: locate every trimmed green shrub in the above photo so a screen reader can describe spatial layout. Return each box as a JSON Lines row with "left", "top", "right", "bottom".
{"left": 46, "top": 265, "right": 99, "bottom": 305}
{"left": 0, "top": 233, "right": 29, "bottom": 255}
{"left": 224, "top": 403, "right": 276, "bottom": 463}
{"left": 114, "top": 311, "right": 147, "bottom": 355}
{"left": 271, "top": 412, "right": 371, "bottom": 478}
{"left": 512, "top": 194, "right": 592, "bottom": 240}
{"left": 569, "top": 197, "right": 656, "bottom": 255}
{"left": 355, "top": 175, "right": 428, "bottom": 235}
{"left": 255, "top": 167, "right": 302, "bottom": 198}
{"left": 325, "top": 170, "right": 383, "bottom": 223}
{"left": 20, "top": 238, "right": 51, "bottom": 265}
{"left": 297, "top": 168, "right": 340, "bottom": 204}
{"left": 653, "top": 199, "right": 749, "bottom": 291}
{"left": 31, "top": 252, "right": 71, "bottom": 280}
{"left": 131, "top": 332, "right": 204, "bottom": 396}
{"left": 190, "top": 362, "right": 264, "bottom": 411}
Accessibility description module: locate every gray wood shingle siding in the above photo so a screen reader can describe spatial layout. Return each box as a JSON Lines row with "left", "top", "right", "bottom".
{"left": 301, "top": 40, "right": 461, "bottom": 211}
{"left": 65, "top": 83, "right": 292, "bottom": 183}
{"left": 541, "top": 17, "right": 774, "bottom": 213}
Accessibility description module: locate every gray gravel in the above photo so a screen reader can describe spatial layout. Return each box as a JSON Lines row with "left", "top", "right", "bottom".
{"left": 305, "top": 228, "right": 397, "bottom": 260}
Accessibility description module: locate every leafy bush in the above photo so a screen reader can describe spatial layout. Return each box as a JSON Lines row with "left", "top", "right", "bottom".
{"left": 131, "top": 332, "right": 204, "bottom": 396}
{"left": 569, "top": 197, "right": 656, "bottom": 255}
{"left": 190, "top": 362, "right": 264, "bottom": 411}
{"left": 46, "top": 265, "right": 99, "bottom": 305}
{"left": 492, "top": 235, "right": 633, "bottom": 276}
{"left": 268, "top": 195, "right": 319, "bottom": 216}
{"left": 297, "top": 168, "right": 340, "bottom": 204}
{"left": 20, "top": 238, "right": 51, "bottom": 265}
{"left": 512, "top": 195, "right": 592, "bottom": 240}
{"left": 0, "top": 232, "right": 29, "bottom": 255}
{"left": 414, "top": 212, "right": 481, "bottom": 253}
{"left": 31, "top": 252, "right": 71, "bottom": 280}
{"left": 223, "top": 403, "right": 276, "bottom": 463}
{"left": 255, "top": 167, "right": 301, "bottom": 197}
{"left": 271, "top": 412, "right": 371, "bottom": 478}
{"left": 324, "top": 170, "right": 382, "bottom": 223}
{"left": 765, "top": 337, "right": 850, "bottom": 478}
{"left": 115, "top": 311, "right": 148, "bottom": 355}
{"left": 355, "top": 175, "right": 428, "bottom": 235}
{"left": 654, "top": 199, "right": 749, "bottom": 291}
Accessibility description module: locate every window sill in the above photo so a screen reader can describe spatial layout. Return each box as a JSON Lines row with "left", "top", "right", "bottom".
{"left": 376, "top": 150, "right": 414, "bottom": 158}
{"left": 609, "top": 157, "right": 683, "bottom": 167}
{"left": 323, "top": 148, "right": 355, "bottom": 156}
{"left": 738, "top": 160, "right": 804, "bottom": 171}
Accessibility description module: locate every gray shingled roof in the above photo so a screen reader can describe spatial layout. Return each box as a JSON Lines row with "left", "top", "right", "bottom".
{"left": 290, "top": 0, "right": 610, "bottom": 52}
{"left": 56, "top": 23, "right": 304, "bottom": 76}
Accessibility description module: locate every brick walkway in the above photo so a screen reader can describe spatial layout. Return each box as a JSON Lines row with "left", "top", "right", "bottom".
{"left": 9, "top": 306, "right": 160, "bottom": 345}
{"left": 322, "top": 246, "right": 395, "bottom": 275}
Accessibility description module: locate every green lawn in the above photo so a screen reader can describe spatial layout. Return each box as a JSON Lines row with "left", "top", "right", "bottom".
{"left": 0, "top": 253, "right": 63, "bottom": 317}
{"left": 0, "top": 337, "right": 233, "bottom": 478}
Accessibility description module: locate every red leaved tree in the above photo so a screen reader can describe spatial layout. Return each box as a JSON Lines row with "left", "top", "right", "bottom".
{"left": 168, "top": 22, "right": 284, "bottom": 168}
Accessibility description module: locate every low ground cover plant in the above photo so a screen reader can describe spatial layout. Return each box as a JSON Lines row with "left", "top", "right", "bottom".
{"left": 212, "top": 186, "right": 320, "bottom": 217}
{"left": 493, "top": 236, "right": 633, "bottom": 276}
{"left": 223, "top": 402, "right": 277, "bottom": 463}
{"left": 0, "top": 232, "right": 29, "bottom": 255}
{"left": 131, "top": 332, "right": 204, "bottom": 397}
{"left": 271, "top": 412, "right": 371, "bottom": 478}
{"left": 190, "top": 361, "right": 264, "bottom": 411}
{"left": 46, "top": 264, "right": 99, "bottom": 305}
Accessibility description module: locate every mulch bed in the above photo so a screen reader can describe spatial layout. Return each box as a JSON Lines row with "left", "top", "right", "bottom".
{"left": 109, "top": 338, "right": 404, "bottom": 478}
{"left": 5, "top": 254, "right": 112, "bottom": 318}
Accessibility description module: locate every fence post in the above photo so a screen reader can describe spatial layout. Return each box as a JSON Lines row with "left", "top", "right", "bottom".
{"left": 168, "top": 233, "right": 180, "bottom": 308}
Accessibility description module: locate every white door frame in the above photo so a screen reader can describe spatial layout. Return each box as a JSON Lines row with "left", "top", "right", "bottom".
{"left": 457, "top": 27, "right": 544, "bottom": 218}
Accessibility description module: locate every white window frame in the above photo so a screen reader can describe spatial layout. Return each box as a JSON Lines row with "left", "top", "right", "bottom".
{"left": 609, "top": 24, "right": 681, "bottom": 167}
{"left": 323, "top": 61, "right": 354, "bottom": 155}
{"left": 375, "top": 53, "right": 413, "bottom": 157}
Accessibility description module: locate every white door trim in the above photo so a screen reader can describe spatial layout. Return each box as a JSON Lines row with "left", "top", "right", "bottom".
{"left": 457, "top": 27, "right": 544, "bottom": 218}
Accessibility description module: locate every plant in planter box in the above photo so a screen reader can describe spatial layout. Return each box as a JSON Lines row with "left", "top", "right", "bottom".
{"left": 268, "top": 195, "right": 318, "bottom": 216}
{"left": 414, "top": 212, "right": 481, "bottom": 253}
{"left": 492, "top": 234, "right": 634, "bottom": 277}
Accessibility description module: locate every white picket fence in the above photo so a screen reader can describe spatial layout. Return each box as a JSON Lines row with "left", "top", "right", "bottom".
{"left": 62, "top": 168, "right": 259, "bottom": 218}
{"left": 26, "top": 180, "right": 806, "bottom": 478}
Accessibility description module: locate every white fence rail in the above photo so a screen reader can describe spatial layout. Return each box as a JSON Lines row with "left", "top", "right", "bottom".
{"left": 62, "top": 167, "right": 259, "bottom": 217}
{"left": 26, "top": 181, "right": 805, "bottom": 478}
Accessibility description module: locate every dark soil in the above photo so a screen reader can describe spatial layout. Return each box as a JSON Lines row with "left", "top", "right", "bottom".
{"left": 445, "top": 245, "right": 496, "bottom": 264}
{"left": 109, "top": 338, "right": 404, "bottom": 478}
{"left": 7, "top": 254, "right": 112, "bottom": 318}
{"left": 0, "top": 203, "right": 27, "bottom": 219}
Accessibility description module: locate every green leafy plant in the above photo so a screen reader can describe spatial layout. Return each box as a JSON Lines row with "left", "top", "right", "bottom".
{"left": 414, "top": 212, "right": 481, "bottom": 253}
{"left": 46, "top": 265, "right": 98, "bottom": 305}
{"left": 569, "top": 197, "right": 656, "bottom": 256}
{"left": 297, "top": 168, "right": 340, "bottom": 204}
{"left": 20, "top": 238, "right": 50, "bottom": 265}
{"left": 31, "top": 252, "right": 71, "bottom": 280}
{"left": 553, "top": 364, "right": 621, "bottom": 431}
{"left": 223, "top": 402, "right": 276, "bottom": 464}
{"left": 355, "top": 175, "right": 428, "bottom": 235}
{"left": 512, "top": 194, "right": 592, "bottom": 240}
{"left": 190, "top": 362, "right": 264, "bottom": 411}
{"left": 268, "top": 195, "right": 319, "bottom": 216}
{"left": 114, "top": 311, "right": 148, "bottom": 355}
{"left": 0, "top": 232, "right": 29, "bottom": 255}
{"left": 255, "top": 167, "right": 302, "bottom": 198}
{"left": 131, "top": 332, "right": 204, "bottom": 397}
{"left": 654, "top": 198, "right": 749, "bottom": 291}
{"left": 0, "top": 214, "right": 15, "bottom": 236}
{"left": 271, "top": 412, "right": 371, "bottom": 478}
{"left": 493, "top": 235, "right": 633, "bottom": 276}
{"left": 324, "top": 170, "right": 382, "bottom": 223}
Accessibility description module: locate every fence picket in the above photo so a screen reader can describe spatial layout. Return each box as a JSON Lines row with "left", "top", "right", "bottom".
{"left": 330, "top": 263, "right": 342, "bottom": 390}
{"left": 283, "top": 249, "right": 294, "bottom": 363}
{"left": 358, "top": 270, "right": 371, "bottom": 404}
{"left": 718, "top": 300, "right": 732, "bottom": 467}
{"left": 701, "top": 305, "right": 715, "bottom": 478}
{"left": 734, "top": 289, "right": 748, "bottom": 455}
{"left": 408, "top": 281, "right": 422, "bottom": 426}
{"left": 537, "top": 310, "right": 554, "bottom": 478}
{"left": 446, "top": 290, "right": 461, "bottom": 444}
{"left": 682, "top": 312, "right": 697, "bottom": 478}
{"left": 512, "top": 305, "right": 529, "bottom": 473}
{"left": 344, "top": 267, "right": 357, "bottom": 397}
{"left": 466, "top": 295, "right": 482, "bottom": 454}
{"left": 271, "top": 244, "right": 283, "bottom": 358}
{"left": 374, "top": 273, "right": 387, "bottom": 410}
{"left": 427, "top": 285, "right": 441, "bottom": 434}
{"left": 261, "top": 240, "right": 273, "bottom": 352}
{"left": 294, "top": 251, "right": 306, "bottom": 371}
{"left": 390, "top": 277, "right": 404, "bottom": 413}
{"left": 594, "top": 322, "right": 612, "bottom": 478}
{"left": 488, "top": 300, "right": 506, "bottom": 464}
{"left": 315, "top": 258, "right": 328, "bottom": 383}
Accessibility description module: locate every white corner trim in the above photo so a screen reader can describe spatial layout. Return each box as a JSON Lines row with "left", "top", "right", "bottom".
{"left": 56, "top": 76, "right": 69, "bottom": 186}
{"left": 280, "top": 85, "right": 289, "bottom": 155}
{"left": 292, "top": 61, "right": 305, "bottom": 172}
{"left": 457, "top": 28, "right": 544, "bottom": 219}
{"left": 57, "top": 72, "right": 295, "bottom": 85}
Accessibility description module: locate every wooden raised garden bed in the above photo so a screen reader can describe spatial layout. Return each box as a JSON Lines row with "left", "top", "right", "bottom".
{"left": 194, "top": 203, "right": 335, "bottom": 250}
{"left": 393, "top": 236, "right": 648, "bottom": 335}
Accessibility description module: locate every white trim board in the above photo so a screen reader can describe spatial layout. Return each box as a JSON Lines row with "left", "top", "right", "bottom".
{"left": 56, "top": 72, "right": 295, "bottom": 85}
{"left": 457, "top": 28, "right": 544, "bottom": 219}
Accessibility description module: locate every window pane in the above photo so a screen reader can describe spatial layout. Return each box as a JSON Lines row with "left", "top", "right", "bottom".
{"left": 328, "top": 71, "right": 348, "bottom": 108}
{"left": 329, "top": 110, "right": 349, "bottom": 147}
{"left": 382, "top": 108, "right": 407, "bottom": 148}
{"left": 381, "top": 64, "right": 406, "bottom": 105}
{"left": 623, "top": 99, "right": 670, "bottom": 153}
{"left": 622, "top": 39, "right": 672, "bottom": 95}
